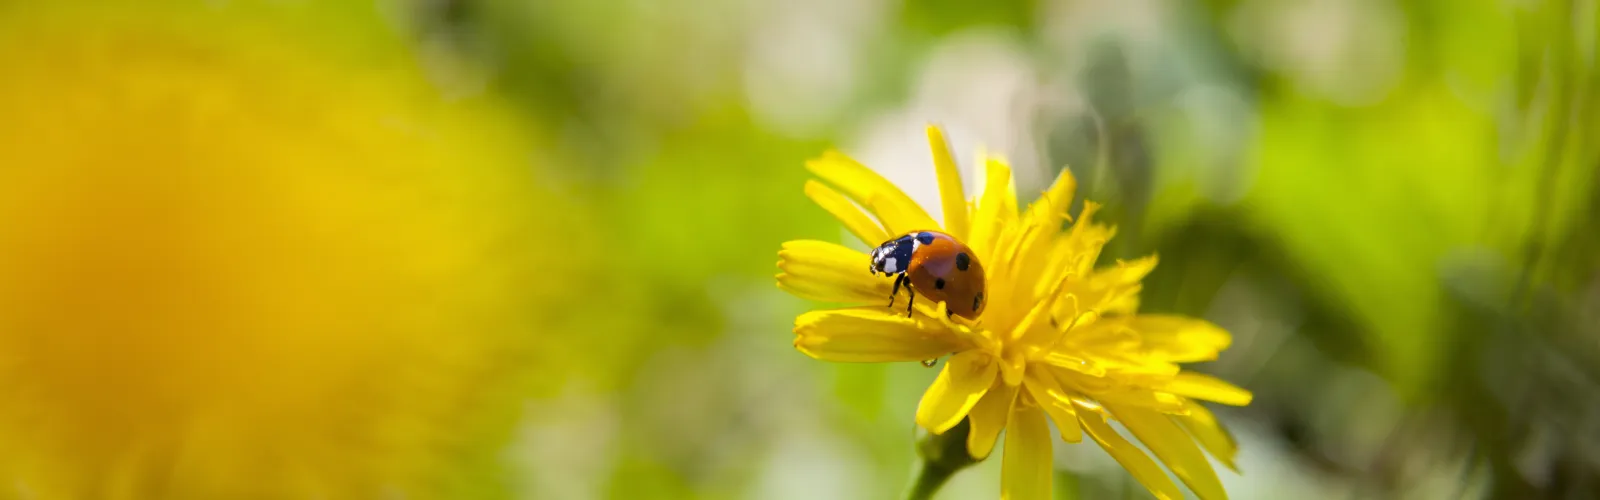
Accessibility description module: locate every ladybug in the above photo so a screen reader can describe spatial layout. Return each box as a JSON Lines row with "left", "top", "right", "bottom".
{"left": 869, "top": 230, "right": 986, "bottom": 319}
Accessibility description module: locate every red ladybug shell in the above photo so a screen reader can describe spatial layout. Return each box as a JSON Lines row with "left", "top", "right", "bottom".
{"left": 905, "top": 232, "right": 986, "bottom": 318}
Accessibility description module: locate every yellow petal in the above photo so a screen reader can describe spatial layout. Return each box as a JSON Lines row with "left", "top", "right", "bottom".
{"left": 1001, "top": 406, "right": 1052, "bottom": 500}
{"left": 999, "top": 351, "right": 1027, "bottom": 386}
{"left": 793, "top": 307, "right": 966, "bottom": 362}
{"left": 1023, "top": 366, "right": 1081, "bottom": 443}
{"left": 1094, "top": 354, "right": 1182, "bottom": 377}
{"left": 1038, "top": 219, "right": 1084, "bottom": 289}
{"left": 1011, "top": 269, "right": 1072, "bottom": 346}
{"left": 1007, "top": 167, "right": 1078, "bottom": 298}
{"left": 1063, "top": 315, "right": 1225, "bottom": 370}
{"left": 1110, "top": 404, "right": 1228, "bottom": 500}
{"left": 1077, "top": 403, "right": 1182, "bottom": 500}
{"left": 926, "top": 125, "right": 970, "bottom": 240}
{"left": 1058, "top": 328, "right": 1183, "bottom": 377}
{"left": 1176, "top": 400, "right": 1239, "bottom": 472}
{"left": 1090, "top": 388, "right": 1189, "bottom": 414}
{"left": 1020, "top": 166, "right": 1076, "bottom": 237}
{"left": 966, "top": 380, "right": 1018, "bottom": 459}
{"left": 1066, "top": 256, "right": 1158, "bottom": 318}
{"left": 1041, "top": 166, "right": 1076, "bottom": 217}
{"left": 916, "top": 350, "right": 997, "bottom": 433}
{"left": 987, "top": 156, "right": 1020, "bottom": 225}
{"left": 1055, "top": 201, "right": 1112, "bottom": 279}
{"left": 1102, "top": 255, "right": 1158, "bottom": 285}
{"left": 1061, "top": 318, "right": 1139, "bottom": 352}
{"left": 1040, "top": 351, "right": 1106, "bottom": 378}
{"left": 776, "top": 240, "right": 886, "bottom": 304}
{"left": 1128, "top": 315, "right": 1232, "bottom": 362}
{"left": 929, "top": 303, "right": 1000, "bottom": 352}
{"left": 804, "top": 180, "right": 889, "bottom": 247}
{"left": 968, "top": 155, "right": 1017, "bottom": 260}
{"left": 806, "top": 151, "right": 939, "bottom": 236}
{"left": 1164, "top": 372, "right": 1253, "bottom": 406}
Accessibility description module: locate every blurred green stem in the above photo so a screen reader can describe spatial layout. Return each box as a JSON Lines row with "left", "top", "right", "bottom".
{"left": 906, "top": 418, "right": 979, "bottom": 500}
{"left": 905, "top": 460, "right": 958, "bottom": 500}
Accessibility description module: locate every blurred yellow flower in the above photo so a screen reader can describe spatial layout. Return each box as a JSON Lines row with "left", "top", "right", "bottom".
{"left": 0, "top": 4, "right": 589, "bottom": 499}
{"left": 777, "top": 126, "right": 1253, "bottom": 499}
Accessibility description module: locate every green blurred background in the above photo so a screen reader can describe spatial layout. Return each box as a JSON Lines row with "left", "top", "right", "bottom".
{"left": 5, "top": 0, "right": 1600, "bottom": 498}
{"left": 451, "top": 0, "right": 1599, "bottom": 497}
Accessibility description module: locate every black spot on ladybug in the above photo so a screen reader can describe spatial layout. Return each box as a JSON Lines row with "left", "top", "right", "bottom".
{"left": 934, "top": 278, "right": 945, "bottom": 289}
{"left": 955, "top": 253, "right": 970, "bottom": 271}
{"left": 916, "top": 232, "right": 935, "bottom": 245}
{"left": 972, "top": 292, "right": 983, "bottom": 311}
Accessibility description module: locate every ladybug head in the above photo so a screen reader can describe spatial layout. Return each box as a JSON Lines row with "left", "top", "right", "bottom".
{"left": 869, "top": 234, "right": 915, "bottom": 276}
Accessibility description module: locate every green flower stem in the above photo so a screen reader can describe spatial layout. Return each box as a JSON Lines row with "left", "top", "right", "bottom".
{"left": 906, "top": 418, "right": 980, "bottom": 500}
{"left": 905, "top": 460, "right": 959, "bottom": 500}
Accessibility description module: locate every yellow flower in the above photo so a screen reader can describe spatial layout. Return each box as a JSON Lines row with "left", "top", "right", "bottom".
{"left": 0, "top": 4, "right": 593, "bottom": 498}
{"left": 777, "top": 126, "right": 1253, "bottom": 499}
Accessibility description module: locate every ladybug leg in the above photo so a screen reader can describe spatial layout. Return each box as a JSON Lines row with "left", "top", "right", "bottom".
{"left": 905, "top": 284, "right": 915, "bottom": 317}
{"left": 888, "top": 274, "right": 904, "bottom": 307}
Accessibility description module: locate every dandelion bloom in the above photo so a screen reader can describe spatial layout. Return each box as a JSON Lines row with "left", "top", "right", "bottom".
{"left": 0, "top": 4, "right": 592, "bottom": 498}
{"left": 777, "top": 126, "right": 1253, "bottom": 499}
